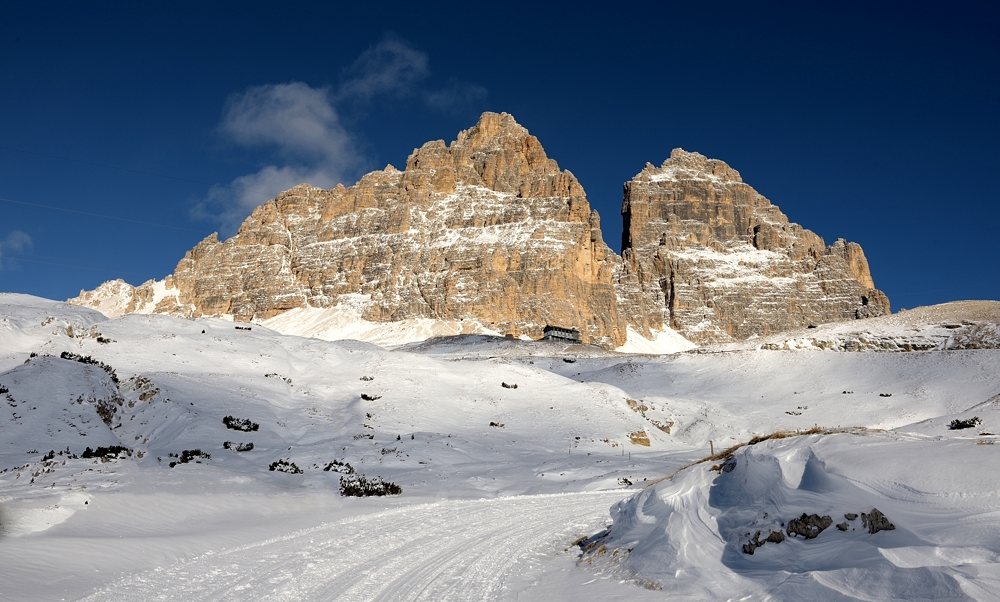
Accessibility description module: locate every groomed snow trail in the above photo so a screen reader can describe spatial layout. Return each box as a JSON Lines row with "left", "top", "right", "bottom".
{"left": 78, "top": 490, "right": 629, "bottom": 602}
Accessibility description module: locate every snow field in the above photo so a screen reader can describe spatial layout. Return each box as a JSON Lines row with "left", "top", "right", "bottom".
{"left": 3, "top": 292, "right": 1000, "bottom": 600}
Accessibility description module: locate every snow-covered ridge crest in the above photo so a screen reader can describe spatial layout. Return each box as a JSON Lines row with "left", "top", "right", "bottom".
{"left": 730, "top": 300, "right": 1000, "bottom": 352}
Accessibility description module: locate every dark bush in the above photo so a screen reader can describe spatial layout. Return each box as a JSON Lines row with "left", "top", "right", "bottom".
{"left": 949, "top": 417, "right": 982, "bottom": 430}
{"left": 323, "top": 459, "right": 355, "bottom": 474}
{"left": 489, "top": 421, "right": 504, "bottom": 428}
{"left": 339, "top": 474, "right": 401, "bottom": 497}
{"left": 81, "top": 445, "right": 132, "bottom": 459}
{"left": 169, "top": 449, "right": 211, "bottom": 467}
{"left": 223, "top": 441, "right": 254, "bottom": 452}
{"left": 501, "top": 382, "right": 518, "bottom": 389}
{"left": 60, "top": 352, "right": 119, "bottom": 385}
{"left": 269, "top": 459, "right": 302, "bottom": 474}
{"left": 361, "top": 393, "right": 381, "bottom": 401}
{"left": 223, "top": 415, "right": 259, "bottom": 432}
{"left": 42, "top": 450, "right": 55, "bottom": 461}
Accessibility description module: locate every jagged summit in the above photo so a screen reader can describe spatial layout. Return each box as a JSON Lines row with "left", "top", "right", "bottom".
{"left": 70, "top": 113, "right": 889, "bottom": 348}
{"left": 615, "top": 148, "right": 889, "bottom": 343}
{"left": 74, "top": 112, "right": 626, "bottom": 347}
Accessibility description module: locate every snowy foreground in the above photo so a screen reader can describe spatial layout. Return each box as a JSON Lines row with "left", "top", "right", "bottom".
{"left": 2, "top": 293, "right": 1000, "bottom": 600}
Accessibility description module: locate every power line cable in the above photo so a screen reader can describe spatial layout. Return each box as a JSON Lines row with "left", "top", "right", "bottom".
{"left": 0, "top": 195, "right": 212, "bottom": 234}
{"left": 0, "top": 144, "right": 274, "bottom": 197}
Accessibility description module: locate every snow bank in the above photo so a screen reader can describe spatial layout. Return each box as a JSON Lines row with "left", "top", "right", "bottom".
{"left": 583, "top": 431, "right": 1000, "bottom": 598}
{"left": 615, "top": 326, "right": 697, "bottom": 354}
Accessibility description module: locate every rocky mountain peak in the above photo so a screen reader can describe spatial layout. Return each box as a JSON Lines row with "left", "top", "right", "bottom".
{"left": 70, "top": 113, "right": 889, "bottom": 349}
{"left": 617, "top": 148, "right": 889, "bottom": 343}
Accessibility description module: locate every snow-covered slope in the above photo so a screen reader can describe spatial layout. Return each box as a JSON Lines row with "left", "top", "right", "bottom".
{"left": 583, "top": 428, "right": 1000, "bottom": 599}
{"left": 731, "top": 300, "right": 1000, "bottom": 352}
{"left": 3, "top": 292, "right": 1000, "bottom": 600}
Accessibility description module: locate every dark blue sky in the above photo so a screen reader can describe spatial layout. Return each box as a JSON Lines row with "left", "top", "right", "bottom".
{"left": 1, "top": 2, "right": 997, "bottom": 310}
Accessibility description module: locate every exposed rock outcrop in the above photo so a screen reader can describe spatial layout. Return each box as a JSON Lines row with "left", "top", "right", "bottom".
{"left": 616, "top": 149, "right": 889, "bottom": 344}
{"left": 70, "top": 115, "right": 890, "bottom": 349}
{"left": 74, "top": 113, "right": 626, "bottom": 347}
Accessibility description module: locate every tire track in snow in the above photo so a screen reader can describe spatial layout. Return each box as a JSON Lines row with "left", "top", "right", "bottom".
{"left": 77, "top": 490, "right": 629, "bottom": 602}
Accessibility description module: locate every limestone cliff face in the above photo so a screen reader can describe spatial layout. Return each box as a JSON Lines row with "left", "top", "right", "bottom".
{"left": 615, "top": 149, "right": 890, "bottom": 344}
{"left": 70, "top": 117, "right": 890, "bottom": 349}
{"left": 108, "top": 113, "right": 626, "bottom": 347}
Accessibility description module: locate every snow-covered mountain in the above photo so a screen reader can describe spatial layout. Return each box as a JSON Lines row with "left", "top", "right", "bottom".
{"left": 4, "top": 292, "right": 1000, "bottom": 600}
{"left": 70, "top": 113, "right": 887, "bottom": 349}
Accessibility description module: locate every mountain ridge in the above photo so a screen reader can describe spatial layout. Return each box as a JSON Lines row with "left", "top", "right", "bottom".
{"left": 70, "top": 112, "right": 889, "bottom": 347}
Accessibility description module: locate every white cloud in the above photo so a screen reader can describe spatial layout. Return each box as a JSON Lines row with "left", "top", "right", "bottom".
{"left": 196, "top": 165, "right": 339, "bottom": 233}
{"left": 0, "top": 230, "right": 33, "bottom": 270}
{"left": 198, "top": 34, "right": 487, "bottom": 235}
{"left": 220, "top": 82, "right": 355, "bottom": 166}
{"left": 197, "top": 82, "right": 359, "bottom": 234}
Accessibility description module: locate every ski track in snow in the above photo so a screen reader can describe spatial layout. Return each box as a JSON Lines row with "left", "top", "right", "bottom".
{"left": 79, "top": 490, "right": 626, "bottom": 602}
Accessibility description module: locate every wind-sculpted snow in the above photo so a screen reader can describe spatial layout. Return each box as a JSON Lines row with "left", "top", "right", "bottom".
{"left": 582, "top": 432, "right": 1000, "bottom": 599}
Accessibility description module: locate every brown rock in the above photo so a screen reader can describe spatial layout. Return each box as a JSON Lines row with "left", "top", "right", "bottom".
{"left": 75, "top": 113, "right": 627, "bottom": 347}
{"left": 616, "top": 149, "right": 890, "bottom": 344}
{"left": 69, "top": 118, "right": 890, "bottom": 350}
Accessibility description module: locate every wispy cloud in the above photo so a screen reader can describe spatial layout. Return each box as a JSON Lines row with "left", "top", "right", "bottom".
{"left": 197, "top": 34, "right": 487, "bottom": 235}
{"left": 423, "top": 79, "right": 489, "bottom": 110}
{"left": 0, "top": 230, "right": 33, "bottom": 270}
{"left": 338, "top": 34, "right": 430, "bottom": 101}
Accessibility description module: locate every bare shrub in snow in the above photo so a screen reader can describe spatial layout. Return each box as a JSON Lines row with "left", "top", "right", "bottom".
{"left": 339, "top": 474, "right": 401, "bottom": 497}
{"left": 949, "top": 417, "right": 982, "bottom": 430}
{"left": 322, "top": 459, "right": 355, "bottom": 474}
{"left": 223, "top": 415, "right": 259, "bottom": 432}
{"left": 269, "top": 459, "right": 302, "bottom": 474}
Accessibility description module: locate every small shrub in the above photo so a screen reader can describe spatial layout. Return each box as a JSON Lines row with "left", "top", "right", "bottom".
{"left": 361, "top": 393, "right": 381, "bottom": 401}
{"left": 353, "top": 433, "right": 373, "bottom": 440}
{"left": 323, "top": 459, "right": 355, "bottom": 474}
{"left": 169, "top": 449, "right": 211, "bottom": 467}
{"left": 59, "top": 352, "right": 119, "bottom": 385}
{"left": 360, "top": 375, "right": 374, "bottom": 381}
{"left": 42, "top": 450, "right": 55, "bottom": 461}
{"left": 380, "top": 447, "right": 397, "bottom": 455}
{"left": 223, "top": 441, "right": 254, "bottom": 452}
{"left": 269, "top": 459, "right": 302, "bottom": 474}
{"left": 235, "top": 325, "right": 252, "bottom": 331}
{"left": 949, "top": 417, "right": 982, "bottom": 430}
{"left": 489, "top": 421, "right": 505, "bottom": 428}
{"left": 501, "top": 382, "right": 518, "bottom": 389}
{"left": 265, "top": 373, "right": 292, "bottom": 385}
{"left": 223, "top": 415, "right": 259, "bottom": 432}
{"left": 339, "top": 474, "right": 401, "bottom": 497}
{"left": 81, "top": 445, "right": 132, "bottom": 460}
